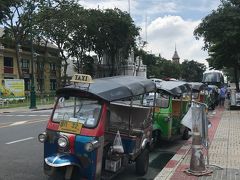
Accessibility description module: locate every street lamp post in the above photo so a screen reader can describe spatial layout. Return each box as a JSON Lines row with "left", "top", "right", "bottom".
{"left": 29, "top": 3, "right": 36, "bottom": 109}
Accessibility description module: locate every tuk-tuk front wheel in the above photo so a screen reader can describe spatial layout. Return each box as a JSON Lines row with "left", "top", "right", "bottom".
{"left": 44, "top": 162, "right": 55, "bottom": 176}
{"left": 135, "top": 149, "right": 149, "bottom": 176}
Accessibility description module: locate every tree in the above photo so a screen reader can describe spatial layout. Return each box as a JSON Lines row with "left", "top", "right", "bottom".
{"left": 181, "top": 60, "right": 206, "bottom": 82}
{"left": 1, "top": 0, "right": 36, "bottom": 79}
{"left": 156, "top": 59, "right": 181, "bottom": 79}
{"left": 35, "top": 0, "right": 80, "bottom": 86}
{"left": 65, "top": 6, "right": 88, "bottom": 74}
{"left": 194, "top": 0, "right": 240, "bottom": 90}
{"left": 0, "top": 0, "right": 21, "bottom": 23}
{"left": 100, "top": 8, "right": 139, "bottom": 76}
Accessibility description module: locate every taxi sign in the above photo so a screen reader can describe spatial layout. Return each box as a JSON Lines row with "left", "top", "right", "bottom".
{"left": 58, "top": 120, "right": 83, "bottom": 134}
{"left": 70, "top": 74, "right": 94, "bottom": 84}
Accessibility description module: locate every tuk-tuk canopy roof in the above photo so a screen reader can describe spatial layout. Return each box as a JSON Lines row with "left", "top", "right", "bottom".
{"left": 157, "top": 80, "right": 191, "bottom": 96}
{"left": 188, "top": 82, "right": 207, "bottom": 91}
{"left": 57, "top": 76, "right": 156, "bottom": 102}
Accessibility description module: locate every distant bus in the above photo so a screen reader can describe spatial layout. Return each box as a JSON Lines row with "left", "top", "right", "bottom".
{"left": 202, "top": 71, "right": 224, "bottom": 88}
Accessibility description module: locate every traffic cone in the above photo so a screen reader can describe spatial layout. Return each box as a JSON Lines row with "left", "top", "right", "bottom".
{"left": 185, "top": 132, "right": 212, "bottom": 176}
{"left": 185, "top": 106, "right": 212, "bottom": 176}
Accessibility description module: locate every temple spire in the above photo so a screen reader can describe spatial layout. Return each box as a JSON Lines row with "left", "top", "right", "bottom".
{"left": 172, "top": 44, "right": 180, "bottom": 64}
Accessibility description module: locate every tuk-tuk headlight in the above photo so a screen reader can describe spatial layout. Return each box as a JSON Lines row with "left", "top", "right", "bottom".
{"left": 84, "top": 140, "right": 100, "bottom": 152}
{"left": 58, "top": 136, "right": 69, "bottom": 148}
{"left": 38, "top": 132, "right": 47, "bottom": 143}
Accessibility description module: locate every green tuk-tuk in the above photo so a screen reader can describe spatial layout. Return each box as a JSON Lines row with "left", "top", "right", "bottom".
{"left": 189, "top": 82, "right": 208, "bottom": 103}
{"left": 151, "top": 81, "right": 191, "bottom": 142}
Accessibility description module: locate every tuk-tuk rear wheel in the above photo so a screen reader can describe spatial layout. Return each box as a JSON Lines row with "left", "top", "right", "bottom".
{"left": 135, "top": 149, "right": 149, "bottom": 176}
{"left": 150, "top": 130, "right": 161, "bottom": 150}
{"left": 182, "top": 128, "right": 190, "bottom": 140}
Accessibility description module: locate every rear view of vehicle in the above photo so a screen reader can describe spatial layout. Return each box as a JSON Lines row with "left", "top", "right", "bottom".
{"left": 152, "top": 81, "right": 191, "bottom": 143}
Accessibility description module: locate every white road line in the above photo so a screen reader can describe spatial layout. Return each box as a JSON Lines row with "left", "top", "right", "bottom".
{"left": 10, "top": 121, "right": 28, "bottom": 126}
{"left": 1, "top": 114, "right": 49, "bottom": 117}
{"left": 3, "top": 115, "right": 14, "bottom": 116}
{"left": 5, "top": 137, "right": 34, "bottom": 145}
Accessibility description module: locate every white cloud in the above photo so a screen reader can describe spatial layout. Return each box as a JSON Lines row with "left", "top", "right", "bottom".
{"left": 77, "top": 1, "right": 216, "bottom": 66}
{"left": 142, "top": 15, "right": 208, "bottom": 65}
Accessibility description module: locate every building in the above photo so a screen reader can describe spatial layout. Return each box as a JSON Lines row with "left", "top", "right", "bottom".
{"left": 0, "top": 27, "right": 61, "bottom": 97}
{"left": 172, "top": 45, "right": 180, "bottom": 64}
{"left": 91, "top": 50, "right": 147, "bottom": 78}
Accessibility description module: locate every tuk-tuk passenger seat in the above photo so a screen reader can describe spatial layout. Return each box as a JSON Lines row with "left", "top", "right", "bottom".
{"left": 172, "top": 99, "right": 181, "bottom": 117}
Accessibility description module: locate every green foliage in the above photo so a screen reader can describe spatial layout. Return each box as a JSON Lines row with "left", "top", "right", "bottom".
{"left": 138, "top": 49, "right": 206, "bottom": 81}
{"left": 194, "top": 0, "right": 240, "bottom": 89}
{"left": 181, "top": 60, "right": 206, "bottom": 82}
{"left": 1, "top": 0, "right": 38, "bottom": 79}
{"left": 34, "top": 1, "right": 140, "bottom": 79}
{"left": 0, "top": 0, "right": 21, "bottom": 23}
{"left": 1, "top": 0, "right": 140, "bottom": 81}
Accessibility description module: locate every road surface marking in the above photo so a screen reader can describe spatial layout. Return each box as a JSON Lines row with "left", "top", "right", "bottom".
{"left": 10, "top": 121, "right": 28, "bottom": 126}
{"left": 1, "top": 114, "right": 48, "bottom": 117}
{"left": 0, "top": 119, "right": 47, "bottom": 129}
{"left": 6, "top": 137, "right": 34, "bottom": 145}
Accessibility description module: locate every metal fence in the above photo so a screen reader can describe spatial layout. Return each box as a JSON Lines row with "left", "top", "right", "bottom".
{"left": 0, "top": 92, "right": 56, "bottom": 108}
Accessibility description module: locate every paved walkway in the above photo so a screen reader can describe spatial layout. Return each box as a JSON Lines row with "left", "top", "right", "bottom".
{"left": 155, "top": 105, "right": 240, "bottom": 180}
{"left": 0, "top": 104, "right": 54, "bottom": 114}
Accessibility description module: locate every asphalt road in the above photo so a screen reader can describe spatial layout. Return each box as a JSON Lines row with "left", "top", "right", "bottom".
{"left": 0, "top": 110, "right": 51, "bottom": 180}
{"left": 0, "top": 110, "right": 186, "bottom": 180}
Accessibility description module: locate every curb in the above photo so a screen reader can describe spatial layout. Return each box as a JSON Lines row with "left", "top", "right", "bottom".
{"left": 154, "top": 108, "right": 224, "bottom": 180}
{"left": 154, "top": 139, "right": 192, "bottom": 180}
{"left": 0, "top": 106, "right": 53, "bottom": 114}
{"left": 32, "top": 107, "right": 53, "bottom": 111}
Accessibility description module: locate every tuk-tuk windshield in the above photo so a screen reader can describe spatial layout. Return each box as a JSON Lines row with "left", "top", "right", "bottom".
{"left": 52, "top": 96, "right": 102, "bottom": 128}
{"left": 192, "top": 92, "right": 199, "bottom": 99}
{"left": 155, "top": 93, "right": 169, "bottom": 108}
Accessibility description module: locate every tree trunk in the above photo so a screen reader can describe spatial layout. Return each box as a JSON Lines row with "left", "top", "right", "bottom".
{"left": 15, "top": 44, "right": 23, "bottom": 79}
{"left": 63, "top": 59, "right": 68, "bottom": 86}
{"left": 110, "top": 52, "right": 116, "bottom": 76}
{"left": 234, "top": 66, "right": 239, "bottom": 91}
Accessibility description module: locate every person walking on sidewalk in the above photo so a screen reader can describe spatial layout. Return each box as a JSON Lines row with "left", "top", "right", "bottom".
{"left": 219, "top": 85, "right": 227, "bottom": 106}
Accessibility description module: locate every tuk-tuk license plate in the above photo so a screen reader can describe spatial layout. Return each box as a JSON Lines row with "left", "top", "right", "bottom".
{"left": 58, "top": 120, "right": 82, "bottom": 134}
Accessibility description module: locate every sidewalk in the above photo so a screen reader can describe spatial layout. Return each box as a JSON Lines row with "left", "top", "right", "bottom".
{"left": 155, "top": 105, "right": 240, "bottom": 180}
{"left": 0, "top": 104, "right": 54, "bottom": 114}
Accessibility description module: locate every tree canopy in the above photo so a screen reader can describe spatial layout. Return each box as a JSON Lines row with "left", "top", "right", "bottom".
{"left": 0, "top": 0, "right": 140, "bottom": 85}
{"left": 194, "top": 0, "right": 240, "bottom": 89}
{"left": 0, "top": 0, "right": 21, "bottom": 23}
{"left": 181, "top": 60, "right": 206, "bottom": 82}
{"left": 137, "top": 49, "right": 206, "bottom": 82}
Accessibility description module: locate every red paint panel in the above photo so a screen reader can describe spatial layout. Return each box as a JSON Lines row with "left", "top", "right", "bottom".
{"left": 68, "top": 134, "right": 76, "bottom": 153}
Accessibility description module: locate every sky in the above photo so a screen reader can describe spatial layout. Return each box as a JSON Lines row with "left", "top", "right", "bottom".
{"left": 78, "top": 0, "right": 221, "bottom": 66}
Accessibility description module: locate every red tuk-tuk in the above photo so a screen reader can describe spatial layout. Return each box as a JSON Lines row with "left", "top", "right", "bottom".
{"left": 38, "top": 74, "right": 156, "bottom": 180}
